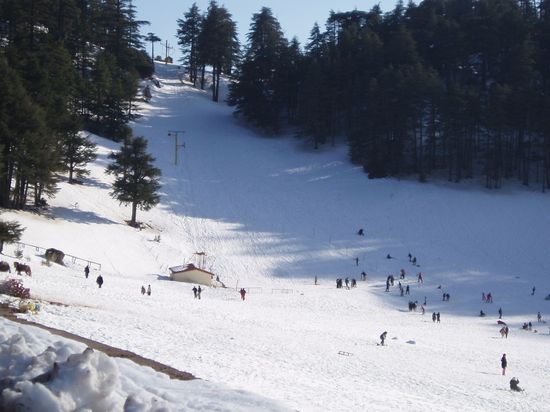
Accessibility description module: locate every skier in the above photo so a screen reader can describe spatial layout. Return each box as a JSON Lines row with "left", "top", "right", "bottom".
{"left": 412, "top": 256, "right": 417, "bottom": 266}
{"left": 510, "top": 377, "right": 522, "bottom": 392}
{"left": 147, "top": 284, "right": 151, "bottom": 296}
{"left": 538, "top": 312, "right": 542, "bottom": 322}
{"left": 408, "top": 253, "right": 412, "bottom": 262}
{"left": 197, "top": 285, "right": 202, "bottom": 299}
{"left": 405, "top": 285, "right": 410, "bottom": 295}
{"left": 84, "top": 265, "right": 90, "bottom": 279}
{"left": 380, "top": 331, "right": 387, "bottom": 346}
{"left": 400, "top": 268, "right": 406, "bottom": 279}
{"left": 357, "top": 228, "right": 364, "bottom": 236}
{"left": 315, "top": 275, "right": 318, "bottom": 285}
{"left": 355, "top": 257, "right": 359, "bottom": 266}
{"left": 417, "top": 272, "right": 423, "bottom": 283}
{"left": 345, "top": 277, "right": 350, "bottom": 289}
{"left": 436, "top": 312, "right": 441, "bottom": 323}
{"left": 240, "top": 288, "right": 246, "bottom": 301}
{"left": 501, "top": 354, "right": 507, "bottom": 376}
{"left": 192, "top": 286, "right": 198, "bottom": 298}
{"left": 141, "top": 285, "right": 146, "bottom": 295}
{"left": 361, "top": 271, "right": 367, "bottom": 281}
{"left": 96, "top": 274, "right": 103, "bottom": 288}
{"left": 532, "top": 286, "right": 536, "bottom": 296}
{"left": 504, "top": 326, "right": 509, "bottom": 338}
{"left": 498, "top": 307, "right": 503, "bottom": 319}
{"left": 432, "top": 312, "right": 436, "bottom": 323}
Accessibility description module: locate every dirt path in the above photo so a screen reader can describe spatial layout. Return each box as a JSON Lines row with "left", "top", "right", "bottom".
{"left": 0, "top": 303, "right": 195, "bottom": 381}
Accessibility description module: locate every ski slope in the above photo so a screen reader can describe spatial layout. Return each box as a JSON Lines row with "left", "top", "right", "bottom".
{"left": 1, "top": 62, "right": 550, "bottom": 411}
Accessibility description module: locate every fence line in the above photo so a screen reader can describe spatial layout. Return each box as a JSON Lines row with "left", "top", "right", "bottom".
{"left": 12, "top": 241, "right": 102, "bottom": 271}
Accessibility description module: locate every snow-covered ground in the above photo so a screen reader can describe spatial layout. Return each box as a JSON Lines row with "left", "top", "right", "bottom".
{"left": 1, "top": 63, "right": 550, "bottom": 411}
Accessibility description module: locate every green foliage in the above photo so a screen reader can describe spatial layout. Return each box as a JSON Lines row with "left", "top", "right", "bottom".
{"left": 106, "top": 136, "right": 161, "bottom": 227}
{"left": 0, "top": 219, "right": 25, "bottom": 254}
{"left": 62, "top": 133, "right": 97, "bottom": 183}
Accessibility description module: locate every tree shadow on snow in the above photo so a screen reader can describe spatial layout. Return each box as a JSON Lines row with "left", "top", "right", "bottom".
{"left": 50, "top": 206, "right": 116, "bottom": 225}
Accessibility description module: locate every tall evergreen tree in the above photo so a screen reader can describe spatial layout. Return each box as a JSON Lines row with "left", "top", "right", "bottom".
{"left": 229, "top": 7, "right": 288, "bottom": 131}
{"left": 106, "top": 136, "right": 161, "bottom": 227}
{"left": 177, "top": 3, "right": 203, "bottom": 86}
{"left": 198, "top": 0, "right": 238, "bottom": 101}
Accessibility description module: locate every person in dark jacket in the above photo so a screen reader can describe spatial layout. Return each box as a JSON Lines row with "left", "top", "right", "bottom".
{"left": 380, "top": 331, "right": 387, "bottom": 346}
{"left": 147, "top": 284, "right": 151, "bottom": 296}
{"left": 501, "top": 354, "right": 507, "bottom": 375}
{"left": 96, "top": 275, "right": 103, "bottom": 288}
{"left": 192, "top": 286, "right": 198, "bottom": 298}
{"left": 84, "top": 265, "right": 90, "bottom": 279}
{"left": 509, "top": 377, "right": 522, "bottom": 391}
{"left": 432, "top": 312, "right": 436, "bottom": 323}
{"left": 240, "top": 288, "right": 246, "bottom": 300}
{"left": 141, "top": 285, "right": 146, "bottom": 295}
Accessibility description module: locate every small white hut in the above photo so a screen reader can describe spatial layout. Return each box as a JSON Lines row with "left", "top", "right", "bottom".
{"left": 169, "top": 263, "right": 215, "bottom": 286}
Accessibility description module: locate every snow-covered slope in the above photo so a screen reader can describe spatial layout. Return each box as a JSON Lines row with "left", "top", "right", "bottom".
{"left": 1, "top": 62, "right": 549, "bottom": 411}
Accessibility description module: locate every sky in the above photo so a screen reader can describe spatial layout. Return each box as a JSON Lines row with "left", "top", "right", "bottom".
{"left": 133, "top": 0, "right": 396, "bottom": 61}
{"left": 1, "top": 63, "right": 550, "bottom": 411}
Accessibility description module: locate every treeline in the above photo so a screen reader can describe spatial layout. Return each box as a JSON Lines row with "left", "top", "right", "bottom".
{"left": 0, "top": 0, "right": 153, "bottom": 209}
{"left": 216, "top": 1, "right": 550, "bottom": 190}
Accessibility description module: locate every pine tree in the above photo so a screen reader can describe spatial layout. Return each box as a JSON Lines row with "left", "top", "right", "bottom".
{"left": 106, "top": 136, "right": 161, "bottom": 227}
{"left": 198, "top": 0, "right": 238, "bottom": 101}
{"left": 0, "top": 219, "right": 24, "bottom": 254}
{"left": 229, "top": 7, "right": 288, "bottom": 131}
{"left": 177, "top": 3, "right": 203, "bottom": 86}
{"left": 62, "top": 132, "right": 97, "bottom": 183}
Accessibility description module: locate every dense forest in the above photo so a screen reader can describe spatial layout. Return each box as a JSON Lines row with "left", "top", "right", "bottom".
{"left": 179, "top": 0, "right": 550, "bottom": 190}
{"left": 0, "top": 0, "right": 153, "bottom": 210}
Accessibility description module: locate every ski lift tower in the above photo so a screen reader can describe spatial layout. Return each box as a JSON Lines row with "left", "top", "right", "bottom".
{"left": 167, "top": 130, "right": 185, "bottom": 165}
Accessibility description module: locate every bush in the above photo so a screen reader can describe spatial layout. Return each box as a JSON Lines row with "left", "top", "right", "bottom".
{"left": 0, "top": 278, "right": 30, "bottom": 299}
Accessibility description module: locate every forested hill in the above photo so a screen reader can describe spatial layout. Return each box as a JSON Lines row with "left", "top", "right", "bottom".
{"left": 0, "top": 0, "right": 153, "bottom": 211}
{"left": 182, "top": 2, "right": 550, "bottom": 189}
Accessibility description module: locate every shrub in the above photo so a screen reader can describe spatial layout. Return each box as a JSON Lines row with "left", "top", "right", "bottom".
{"left": 0, "top": 278, "right": 30, "bottom": 299}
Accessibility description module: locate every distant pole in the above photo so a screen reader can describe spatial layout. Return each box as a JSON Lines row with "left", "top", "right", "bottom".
{"left": 165, "top": 40, "right": 173, "bottom": 63}
{"left": 167, "top": 130, "right": 185, "bottom": 165}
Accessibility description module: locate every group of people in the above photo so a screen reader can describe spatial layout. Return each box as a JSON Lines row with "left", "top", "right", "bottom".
{"left": 482, "top": 292, "right": 493, "bottom": 303}
{"left": 442, "top": 293, "right": 450, "bottom": 301}
{"left": 84, "top": 265, "right": 104, "bottom": 289}
{"left": 336, "top": 277, "right": 357, "bottom": 289}
{"left": 501, "top": 355, "right": 524, "bottom": 391}
{"left": 141, "top": 285, "right": 151, "bottom": 296}
{"left": 192, "top": 285, "right": 203, "bottom": 299}
{"left": 432, "top": 312, "right": 441, "bottom": 323}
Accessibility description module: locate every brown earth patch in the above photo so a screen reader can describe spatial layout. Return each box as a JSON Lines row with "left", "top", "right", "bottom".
{"left": 0, "top": 303, "right": 195, "bottom": 381}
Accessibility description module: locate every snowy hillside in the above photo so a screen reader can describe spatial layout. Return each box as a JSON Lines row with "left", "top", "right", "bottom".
{"left": 1, "top": 62, "right": 550, "bottom": 411}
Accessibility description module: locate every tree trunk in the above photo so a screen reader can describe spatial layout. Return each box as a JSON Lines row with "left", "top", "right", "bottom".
{"left": 131, "top": 202, "right": 137, "bottom": 226}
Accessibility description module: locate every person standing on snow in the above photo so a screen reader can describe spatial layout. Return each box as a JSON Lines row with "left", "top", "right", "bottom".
{"left": 197, "top": 286, "right": 202, "bottom": 299}
{"left": 240, "top": 288, "right": 246, "bottom": 300}
{"left": 498, "top": 307, "right": 503, "bottom": 319}
{"left": 380, "top": 331, "right": 387, "bottom": 346}
{"left": 84, "top": 265, "right": 90, "bottom": 279}
{"left": 192, "top": 286, "right": 198, "bottom": 298}
{"left": 147, "top": 285, "right": 151, "bottom": 296}
{"left": 141, "top": 285, "right": 146, "bottom": 295}
{"left": 501, "top": 354, "right": 507, "bottom": 376}
{"left": 96, "top": 274, "right": 103, "bottom": 288}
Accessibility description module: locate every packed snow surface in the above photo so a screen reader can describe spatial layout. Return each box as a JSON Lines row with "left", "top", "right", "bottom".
{"left": 1, "top": 63, "right": 550, "bottom": 411}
